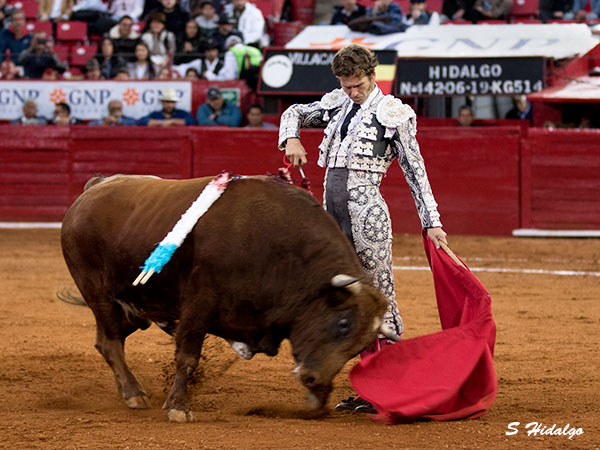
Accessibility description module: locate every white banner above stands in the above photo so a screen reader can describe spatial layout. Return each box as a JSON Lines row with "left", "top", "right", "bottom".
{"left": 0, "top": 81, "right": 192, "bottom": 121}
{"left": 285, "top": 24, "right": 599, "bottom": 60}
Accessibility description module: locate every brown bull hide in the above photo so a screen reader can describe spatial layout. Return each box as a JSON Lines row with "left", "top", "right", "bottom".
{"left": 61, "top": 174, "right": 387, "bottom": 422}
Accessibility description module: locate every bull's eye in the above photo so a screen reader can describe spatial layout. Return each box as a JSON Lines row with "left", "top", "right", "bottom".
{"left": 338, "top": 318, "right": 351, "bottom": 336}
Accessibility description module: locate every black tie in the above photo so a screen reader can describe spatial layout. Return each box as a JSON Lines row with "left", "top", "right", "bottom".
{"left": 340, "top": 102, "right": 361, "bottom": 140}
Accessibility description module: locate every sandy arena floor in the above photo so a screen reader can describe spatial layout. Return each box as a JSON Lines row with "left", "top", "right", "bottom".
{"left": 0, "top": 229, "right": 598, "bottom": 449}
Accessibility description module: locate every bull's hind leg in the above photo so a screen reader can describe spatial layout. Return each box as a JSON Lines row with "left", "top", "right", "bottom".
{"left": 162, "top": 319, "right": 208, "bottom": 423}
{"left": 91, "top": 302, "right": 152, "bottom": 409}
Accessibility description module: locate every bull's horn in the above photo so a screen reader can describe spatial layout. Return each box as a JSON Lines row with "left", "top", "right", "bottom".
{"left": 379, "top": 323, "right": 402, "bottom": 342}
{"left": 330, "top": 274, "right": 362, "bottom": 295}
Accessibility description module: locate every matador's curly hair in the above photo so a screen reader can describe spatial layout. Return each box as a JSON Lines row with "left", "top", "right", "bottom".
{"left": 331, "top": 44, "right": 379, "bottom": 79}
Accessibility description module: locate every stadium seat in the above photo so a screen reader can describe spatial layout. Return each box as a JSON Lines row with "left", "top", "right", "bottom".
{"left": 52, "top": 44, "right": 70, "bottom": 64}
{"left": 10, "top": 0, "right": 38, "bottom": 19}
{"left": 70, "top": 45, "right": 97, "bottom": 67}
{"left": 56, "top": 21, "right": 88, "bottom": 43}
{"left": 131, "top": 21, "right": 145, "bottom": 34}
{"left": 25, "top": 20, "right": 53, "bottom": 35}
{"left": 479, "top": 19, "right": 508, "bottom": 23}
{"left": 507, "top": 0, "right": 539, "bottom": 21}
{"left": 427, "top": 0, "right": 443, "bottom": 13}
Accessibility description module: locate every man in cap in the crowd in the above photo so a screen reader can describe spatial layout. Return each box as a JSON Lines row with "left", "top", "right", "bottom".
{"left": 196, "top": 86, "right": 241, "bottom": 126}
{"left": 138, "top": 88, "right": 196, "bottom": 126}
{"left": 209, "top": 13, "right": 242, "bottom": 53}
{"left": 89, "top": 99, "right": 138, "bottom": 126}
{"left": 10, "top": 99, "right": 48, "bottom": 125}
{"left": 203, "top": 34, "right": 261, "bottom": 83}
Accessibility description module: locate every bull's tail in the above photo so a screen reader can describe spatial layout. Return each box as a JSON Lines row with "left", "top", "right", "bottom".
{"left": 56, "top": 287, "right": 88, "bottom": 307}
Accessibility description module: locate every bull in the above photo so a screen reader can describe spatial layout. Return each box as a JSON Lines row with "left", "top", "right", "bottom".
{"left": 61, "top": 174, "right": 392, "bottom": 422}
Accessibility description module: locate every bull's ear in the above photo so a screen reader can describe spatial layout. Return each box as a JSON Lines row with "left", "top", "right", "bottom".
{"left": 331, "top": 274, "right": 362, "bottom": 295}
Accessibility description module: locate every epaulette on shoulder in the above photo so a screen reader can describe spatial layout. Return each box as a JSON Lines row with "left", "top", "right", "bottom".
{"left": 376, "top": 95, "right": 416, "bottom": 128}
{"left": 320, "top": 89, "right": 347, "bottom": 110}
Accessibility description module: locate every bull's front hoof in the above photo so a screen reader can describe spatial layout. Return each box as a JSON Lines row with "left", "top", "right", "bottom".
{"left": 168, "top": 408, "right": 195, "bottom": 423}
{"left": 306, "top": 392, "right": 324, "bottom": 410}
{"left": 125, "top": 394, "right": 151, "bottom": 409}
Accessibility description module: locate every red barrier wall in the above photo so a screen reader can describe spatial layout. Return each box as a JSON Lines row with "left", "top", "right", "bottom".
{"left": 521, "top": 128, "right": 600, "bottom": 229}
{"left": 0, "top": 125, "right": 597, "bottom": 234}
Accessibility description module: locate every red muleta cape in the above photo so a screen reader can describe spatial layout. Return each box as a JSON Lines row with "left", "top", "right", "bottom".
{"left": 350, "top": 230, "right": 497, "bottom": 423}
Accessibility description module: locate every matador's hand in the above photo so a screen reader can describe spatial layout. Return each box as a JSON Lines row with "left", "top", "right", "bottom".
{"left": 427, "top": 227, "right": 448, "bottom": 249}
{"left": 285, "top": 138, "right": 308, "bottom": 168}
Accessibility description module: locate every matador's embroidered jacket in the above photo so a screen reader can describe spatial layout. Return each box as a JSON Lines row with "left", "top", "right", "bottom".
{"left": 278, "top": 87, "right": 442, "bottom": 229}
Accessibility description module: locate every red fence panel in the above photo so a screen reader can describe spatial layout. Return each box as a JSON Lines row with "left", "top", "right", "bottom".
{"left": 523, "top": 128, "right": 600, "bottom": 229}
{"left": 0, "top": 126, "right": 70, "bottom": 221}
{"left": 67, "top": 126, "right": 193, "bottom": 205}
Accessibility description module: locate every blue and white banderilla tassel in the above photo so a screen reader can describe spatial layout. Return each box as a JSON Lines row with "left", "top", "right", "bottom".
{"left": 132, "top": 172, "right": 231, "bottom": 286}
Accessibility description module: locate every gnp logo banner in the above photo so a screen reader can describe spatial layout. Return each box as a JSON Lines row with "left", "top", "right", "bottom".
{"left": 0, "top": 81, "right": 192, "bottom": 121}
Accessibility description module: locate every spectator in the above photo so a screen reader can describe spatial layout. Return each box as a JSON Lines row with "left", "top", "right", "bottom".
{"left": 185, "top": 66, "right": 199, "bottom": 79}
{"left": 157, "top": 65, "right": 174, "bottom": 78}
{"left": 126, "top": 41, "right": 158, "bottom": 79}
{"left": 84, "top": 58, "right": 102, "bottom": 79}
{"left": 18, "top": 32, "right": 62, "bottom": 79}
{"left": 141, "top": 12, "right": 176, "bottom": 68}
{"left": 38, "top": 0, "right": 75, "bottom": 22}
{"left": 245, "top": 104, "right": 277, "bottom": 129}
{"left": 210, "top": 13, "right": 243, "bottom": 53}
{"left": 96, "top": 37, "right": 126, "bottom": 79}
{"left": 349, "top": 0, "right": 407, "bottom": 34}
{"left": 405, "top": 0, "right": 437, "bottom": 24}
{"left": 538, "top": 0, "right": 572, "bottom": 22}
{"left": 52, "top": 102, "right": 82, "bottom": 125}
{"left": 223, "top": 0, "right": 267, "bottom": 47}
{"left": 457, "top": 104, "right": 475, "bottom": 126}
{"left": 108, "top": 0, "right": 144, "bottom": 21}
{"left": 69, "top": 0, "right": 117, "bottom": 36}
{"left": 0, "top": 0, "right": 13, "bottom": 29}
{"left": 1, "top": 57, "right": 21, "bottom": 78}
{"left": 89, "top": 99, "right": 137, "bottom": 126}
{"left": 173, "top": 37, "right": 221, "bottom": 79}
{"left": 505, "top": 95, "right": 533, "bottom": 124}
{"left": 195, "top": 0, "right": 219, "bottom": 37}
{"left": 109, "top": 15, "right": 141, "bottom": 61}
{"left": 330, "top": 0, "right": 366, "bottom": 25}
{"left": 10, "top": 99, "right": 48, "bottom": 125}
{"left": 216, "top": 34, "right": 262, "bottom": 87}
{"left": 114, "top": 67, "right": 130, "bottom": 79}
{"left": 196, "top": 86, "right": 241, "bottom": 126}
{"left": 0, "top": 10, "right": 32, "bottom": 63}
{"left": 565, "top": 0, "right": 600, "bottom": 22}
{"left": 174, "top": 19, "right": 205, "bottom": 65}
{"left": 464, "top": 0, "right": 511, "bottom": 22}
{"left": 41, "top": 66, "right": 60, "bottom": 79}
{"left": 199, "top": 39, "right": 222, "bottom": 79}
{"left": 441, "top": 0, "right": 472, "bottom": 21}
{"left": 138, "top": 88, "right": 196, "bottom": 126}
{"left": 145, "top": 0, "right": 189, "bottom": 39}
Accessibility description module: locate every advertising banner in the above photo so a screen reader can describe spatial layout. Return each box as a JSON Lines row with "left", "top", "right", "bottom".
{"left": 395, "top": 57, "right": 545, "bottom": 96}
{"left": 284, "top": 24, "right": 597, "bottom": 60}
{"left": 259, "top": 48, "right": 397, "bottom": 95}
{"left": 0, "top": 81, "right": 192, "bottom": 121}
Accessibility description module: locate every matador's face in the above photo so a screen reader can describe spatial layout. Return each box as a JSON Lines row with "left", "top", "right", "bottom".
{"left": 338, "top": 73, "right": 375, "bottom": 105}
